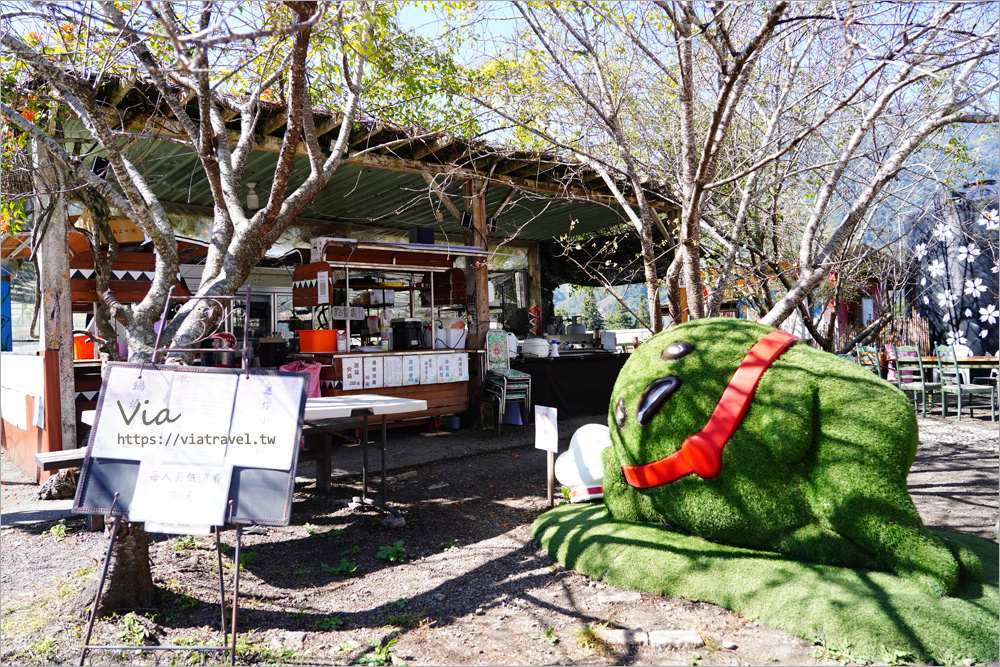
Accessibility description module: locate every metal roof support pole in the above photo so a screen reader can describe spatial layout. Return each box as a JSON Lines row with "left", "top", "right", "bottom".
{"left": 32, "top": 138, "right": 76, "bottom": 452}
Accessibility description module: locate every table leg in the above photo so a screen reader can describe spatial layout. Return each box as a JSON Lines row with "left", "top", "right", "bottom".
{"left": 380, "top": 415, "right": 387, "bottom": 504}
{"left": 361, "top": 416, "right": 370, "bottom": 504}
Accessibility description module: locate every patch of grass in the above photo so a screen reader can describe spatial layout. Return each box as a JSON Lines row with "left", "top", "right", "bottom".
{"left": 528, "top": 626, "right": 559, "bottom": 646}
{"left": 321, "top": 559, "right": 359, "bottom": 576}
{"left": 47, "top": 522, "right": 70, "bottom": 539}
{"left": 389, "top": 598, "right": 407, "bottom": 609}
{"left": 574, "top": 625, "right": 612, "bottom": 657}
{"left": 533, "top": 503, "right": 999, "bottom": 665}
{"left": 343, "top": 544, "right": 361, "bottom": 556}
{"left": 235, "top": 630, "right": 295, "bottom": 665}
{"left": 238, "top": 551, "right": 257, "bottom": 569}
{"left": 376, "top": 541, "right": 407, "bottom": 563}
{"left": 25, "top": 637, "right": 57, "bottom": 662}
{"left": 438, "top": 539, "right": 459, "bottom": 552}
{"left": 334, "top": 640, "right": 361, "bottom": 654}
{"left": 315, "top": 616, "right": 345, "bottom": 631}
{"left": 305, "top": 523, "right": 344, "bottom": 538}
{"left": 116, "top": 611, "right": 155, "bottom": 646}
{"left": 383, "top": 611, "right": 425, "bottom": 629}
{"left": 291, "top": 564, "right": 309, "bottom": 577}
{"left": 354, "top": 637, "right": 405, "bottom": 666}
{"left": 174, "top": 536, "right": 198, "bottom": 551}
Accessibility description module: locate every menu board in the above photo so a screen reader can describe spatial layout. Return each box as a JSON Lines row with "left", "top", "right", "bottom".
{"left": 227, "top": 374, "right": 304, "bottom": 470}
{"left": 454, "top": 353, "right": 469, "bottom": 382}
{"left": 90, "top": 365, "right": 176, "bottom": 461}
{"left": 383, "top": 356, "right": 403, "bottom": 387}
{"left": 363, "top": 356, "right": 383, "bottom": 389}
{"left": 420, "top": 354, "right": 438, "bottom": 384}
{"left": 128, "top": 461, "right": 230, "bottom": 526}
{"left": 340, "top": 357, "right": 364, "bottom": 390}
{"left": 437, "top": 354, "right": 454, "bottom": 383}
{"left": 157, "top": 372, "right": 237, "bottom": 466}
{"left": 75, "top": 364, "right": 307, "bottom": 531}
{"left": 402, "top": 356, "right": 420, "bottom": 386}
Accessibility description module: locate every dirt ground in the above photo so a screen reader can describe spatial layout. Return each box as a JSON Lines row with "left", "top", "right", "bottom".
{"left": 1, "top": 414, "right": 997, "bottom": 666}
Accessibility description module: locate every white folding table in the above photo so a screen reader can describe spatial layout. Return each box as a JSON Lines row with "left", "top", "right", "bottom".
{"left": 302, "top": 395, "right": 427, "bottom": 524}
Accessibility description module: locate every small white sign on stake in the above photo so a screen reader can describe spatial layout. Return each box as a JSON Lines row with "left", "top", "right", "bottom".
{"left": 534, "top": 406, "right": 558, "bottom": 453}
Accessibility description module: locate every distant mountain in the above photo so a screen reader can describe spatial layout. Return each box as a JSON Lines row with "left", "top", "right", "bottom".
{"left": 554, "top": 283, "right": 649, "bottom": 320}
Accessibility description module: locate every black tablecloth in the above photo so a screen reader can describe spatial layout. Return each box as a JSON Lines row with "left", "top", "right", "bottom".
{"left": 511, "top": 353, "right": 629, "bottom": 418}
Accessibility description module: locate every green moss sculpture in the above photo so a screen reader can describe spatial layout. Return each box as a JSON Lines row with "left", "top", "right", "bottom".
{"left": 602, "top": 318, "right": 973, "bottom": 596}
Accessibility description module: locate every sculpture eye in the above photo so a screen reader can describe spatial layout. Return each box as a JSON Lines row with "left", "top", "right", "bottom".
{"left": 662, "top": 341, "right": 693, "bottom": 361}
{"left": 615, "top": 398, "right": 627, "bottom": 427}
{"left": 636, "top": 376, "right": 681, "bottom": 425}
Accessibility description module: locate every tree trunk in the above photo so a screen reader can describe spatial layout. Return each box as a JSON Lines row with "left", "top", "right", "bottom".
{"left": 76, "top": 522, "right": 155, "bottom": 617}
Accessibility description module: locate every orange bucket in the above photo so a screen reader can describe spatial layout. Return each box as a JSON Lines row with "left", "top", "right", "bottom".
{"left": 73, "top": 335, "right": 95, "bottom": 360}
{"left": 298, "top": 329, "right": 337, "bottom": 352}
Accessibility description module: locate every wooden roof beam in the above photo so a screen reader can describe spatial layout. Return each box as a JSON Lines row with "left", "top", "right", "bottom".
{"left": 261, "top": 111, "right": 288, "bottom": 137}
{"left": 409, "top": 135, "right": 454, "bottom": 161}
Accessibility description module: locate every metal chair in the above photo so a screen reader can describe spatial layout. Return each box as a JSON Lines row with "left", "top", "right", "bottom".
{"left": 855, "top": 344, "right": 882, "bottom": 377}
{"left": 935, "top": 344, "right": 995, "bottom": 421}
{"left": 482, "top": 330, "right": 531, "bottom": 433}
{"left": 892, "top": 345, "right": 939, "bottom": 417}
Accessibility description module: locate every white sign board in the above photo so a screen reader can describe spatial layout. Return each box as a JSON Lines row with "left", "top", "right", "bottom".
{"left": 227, "top": 374, "right": 304, "bottom": 470}
{"left": 535, "top": 406, "right": 558, "bottom": 453}
{"left": 78, "top": 364, "right": 306, "bottom": 532}
{"left": 128, "top": 461, "right": 230, "bottom": 528}
{"left": 317, "top": 271, "right": 330, "bottom": 305}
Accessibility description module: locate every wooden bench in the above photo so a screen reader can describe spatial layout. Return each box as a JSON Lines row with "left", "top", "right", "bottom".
{"left": 34, "top": 448, "right": 87, "bottom": 471}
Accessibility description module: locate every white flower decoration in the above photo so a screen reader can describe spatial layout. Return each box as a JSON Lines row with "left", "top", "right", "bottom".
{"left": 965, "top": 278, "right": 986, "bottom": 298}
{"left": 981, "top": 330, "right": 990, "bottom": 338}
{"left": 979, "top": 208, "right": 1000, "bottom": 231}
{"left": 992, "top": 264, "right": 998, "bottom": 274}
{"left": 928, "top": 259, "right": 946, "bottom": 278}
{"left": 957, "top": 244, "right": 981, "bottom": 262}
{"left": 914, "top": 243, "right": 928, "bottom": 260}
{"left": 936, "top": 290, "right": 957, "bottom": 308}
{"left": 965, "top": 308, "right": 973, "bottom": 318}
{"left": 933, "top": 222, "right": 953, "bottom": 241}
{"left": 945, "top": 330, "right": 968, "bottom": 346}
{"left": 922, "top": 296, "right": 930, "bottom": 305}
{"left": 979, "top": 304, "right": 998, "bottom": 325}
{"left": 920, "top": 276, "right": 927, "bottom": 287}
{"left": 943, "top": 312, "right": 951, "bottom": 323}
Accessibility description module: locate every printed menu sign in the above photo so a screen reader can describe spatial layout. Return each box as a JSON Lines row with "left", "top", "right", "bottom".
{"left": 227, "top": 374, "right": 304, "bottom": 470}
{"left": 91, "top": 365, "right": 175, "bottom": 461}
{"left": 129, "top": 461, "right": 230, "bottom": 527}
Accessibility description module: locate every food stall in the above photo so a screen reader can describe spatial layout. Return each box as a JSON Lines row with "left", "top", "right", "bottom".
{"left": 289, "top": 238, "right": 490, "bottom": 426}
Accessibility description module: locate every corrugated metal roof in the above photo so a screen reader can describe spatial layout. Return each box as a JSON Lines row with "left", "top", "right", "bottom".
{"left": 124, "top": 138, "right": 630, "bottom": 242}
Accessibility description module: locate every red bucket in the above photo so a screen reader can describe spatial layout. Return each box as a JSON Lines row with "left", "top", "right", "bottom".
{"left": 73, "top": 335, "right": 95, "bottom": 360}
{"left": 298, "top": 329, "right": 337, "bottom": 352}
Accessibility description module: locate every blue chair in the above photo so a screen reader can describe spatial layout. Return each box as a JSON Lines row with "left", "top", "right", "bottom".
{"left": 935, "top": 345, "right": 995, "bottom": 421}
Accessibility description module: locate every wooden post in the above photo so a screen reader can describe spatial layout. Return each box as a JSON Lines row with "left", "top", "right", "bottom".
{"left": 547, "top": 450, "right": 555, "bottom": 508}
{"left": 526, "top": 242, "right": 543, "bottom": 332}
{"left": 33, "top": 140, "right": 77, "bottom": 451}
{"left": 467, "top": 180, "right": 490, "bottom": 404}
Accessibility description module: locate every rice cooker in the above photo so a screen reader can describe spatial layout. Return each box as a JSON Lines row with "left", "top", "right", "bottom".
{"left": 521, "top": 337, "right": 550, "bottom": 358}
